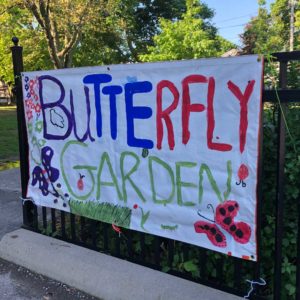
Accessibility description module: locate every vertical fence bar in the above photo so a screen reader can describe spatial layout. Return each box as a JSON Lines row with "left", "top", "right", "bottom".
{"left": 115, "top": 232, "right": 121, "bottom": 256}
{"left": 296, "top": 191, "right": 300, "bottom": 300}
{"left": 61, "top": 211, "right": 66, "bottom": 239}
{"left": 154, "top": 237, "right": 161, "bottom": 267}
{"left": 126, "top": 231, "right": 133, "bottom": 258}
{"left": 10, "top": 37, "right": 34, "bottom": 227}
{"left": 70, "top": 213, "right": 76, "bottom": 241}
{"left": 234, "top": 258, "right": 242, "bottom": 289}
{"left": 51, "top": 208, "right": 56, "bottom": 234}
{"left": 103, "top": 223, "right": 108, "bottom": 251}
{"left": 199, "top": 249, "right": 207, "bottom": 278}
{"left": 90, "top": 220, "right": 97, "bottom": 249}
{"left": 182, "top": 244, "right": 189, "bottom": 261}
{"left": 33, "top": 206, "right": 38, "bottom": 231}
{"left": 168, "top": 239, "right": 174, "bottom": 268}
{"left": 273, "top": 60, "right": 288, "bottom": 300}
{"left": 80, "top": 216, "right": 86, "bottom": 242}
{"left": 42, "top": 207, "right": 47, "bottom": 230}
{"left": 254, "top": 81, "right": 265, "bottom": 296}
{"left": 140, "top": 233, "right": 146, "bottom": 262}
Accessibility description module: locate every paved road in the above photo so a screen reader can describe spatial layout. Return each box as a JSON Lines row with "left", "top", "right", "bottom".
{"left": 0, "top": 258, "right": 97, "bottom": 300}
{"left": 0, "top": 168, "right": 98, "bottom": 300}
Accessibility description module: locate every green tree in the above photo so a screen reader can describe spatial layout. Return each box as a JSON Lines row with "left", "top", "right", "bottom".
{"left": 73, "top": 0, "right": 188, "bottom": 65}
{"left": 21, "top": 0, "right": 113, "bottom": 69}
{"left": 0, "top": 1, "right": 51, "bottom": 83}
{"left": 0, "top": 0, "right": 189, "bottom": 75}
{"left": 241, "top": 0, "right": 299, "bottom": 54}
{"left": 140, "top": 0, "right": 234, "bottom": 62}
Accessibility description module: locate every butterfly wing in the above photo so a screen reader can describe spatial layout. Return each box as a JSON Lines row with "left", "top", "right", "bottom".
{"left": 41, "top": 146, "right": 59, "bottom": 182}
{"left": 215, "top": 200, "right": 251, "bottom": 244}
{"left": 226, "top": 221, "right": 251, "bottom": 244}
{"left": 194, "top": 221, "right": 226, "bottom": 247}
{"left": 32, "top": 166, "right": 49, "bottom": 196}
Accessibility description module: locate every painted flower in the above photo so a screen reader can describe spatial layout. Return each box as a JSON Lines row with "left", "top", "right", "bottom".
{"left": 35, "top": 103, "right": 41, "bottom": 113}
{"left": 25, "top": 99, "right": 32, "bottom": 108}
{"left": 26, "top": 109, "right": 33, "bottom": 120}
{"left": 35, "top": 121, "right": 43, "bottom": 132}
{"left": 27, "top": 99, "right": 34, "bottom": 109}
{"left": 29, "top": 80, "right": 35, "bottom": 89}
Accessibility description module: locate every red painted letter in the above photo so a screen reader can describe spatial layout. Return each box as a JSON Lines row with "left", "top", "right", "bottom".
{"left": 207, "top": 77, "right": 232, "bottom": 151}
{"left": 156, "top": 80, "right": 179, "bottom": 150}
{"left": 227, "top": 80, "right": 255, "bottom": 153}
{"left": 182, "top": 75, "right": 206, "bottom": 145}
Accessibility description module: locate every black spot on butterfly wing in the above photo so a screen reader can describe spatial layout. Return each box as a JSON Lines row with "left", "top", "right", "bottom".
{"left": 228, "top": 205, "right": 235, "bottom": 212}
{"left": 215, "top": 234, "right": 223, "bottom": 243}
{"left": 223, "top": 217, "right": 232, "bottom": 225}
{"left": 230, "top": 224, "right": 237, "bottom": 231}
{"left": 194, "top": 221, "right": 227, "bottom": 248}
{"left": 219, "top": 207, "right": 226, "bottom": 216}
{"left": 235, "top": 229, "right": 244, "bottom": 238}
{"left": 210, "top": 227, "right": 217, "bottom": 234}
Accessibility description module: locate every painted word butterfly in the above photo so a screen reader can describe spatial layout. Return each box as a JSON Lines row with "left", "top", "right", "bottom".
{"left": 194, "top": 200, "right": 251, "bottom": 248}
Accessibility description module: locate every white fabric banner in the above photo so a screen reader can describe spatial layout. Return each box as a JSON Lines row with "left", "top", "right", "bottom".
{"left": 22, "top": 55, "right": 263, "bottom": 260}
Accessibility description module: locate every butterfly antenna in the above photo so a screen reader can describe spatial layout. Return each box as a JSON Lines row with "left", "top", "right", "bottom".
{"left": 197, "top": 209, "right": 215, "bottom": 223}
{"left": 207, "top": 204, "right": 215, "bottom": 215}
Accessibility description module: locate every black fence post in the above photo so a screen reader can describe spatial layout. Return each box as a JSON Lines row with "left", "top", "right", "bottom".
{"left": 273, "top": 59, "right": 288, "bottom": 300}
{"left": 10, "top": 37, "right": 34, "bottom": 226}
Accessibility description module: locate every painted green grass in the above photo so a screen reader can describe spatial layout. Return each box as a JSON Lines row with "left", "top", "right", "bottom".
{"left": 69, "top": 200, "right": 131, "bottom": 228}
{"left": 0, "top": 106, "right": 19, "bottom": 170}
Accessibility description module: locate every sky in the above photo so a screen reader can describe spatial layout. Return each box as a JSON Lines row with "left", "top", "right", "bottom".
{"left": 203, "top": 0, "right": 275, "bottom": 46}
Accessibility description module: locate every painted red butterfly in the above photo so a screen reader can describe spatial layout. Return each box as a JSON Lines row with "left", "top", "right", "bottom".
{"left": 194, "top": 200, "right": 251, "bottom": 248}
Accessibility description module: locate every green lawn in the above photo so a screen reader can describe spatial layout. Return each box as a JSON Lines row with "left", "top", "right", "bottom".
{"left": 0, "top": 106, "right": 20, "bottom": 171}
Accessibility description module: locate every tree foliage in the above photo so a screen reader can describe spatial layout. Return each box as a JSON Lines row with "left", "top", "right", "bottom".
{"left": 73, "top": 0, "right": 188, "bottom": 66}
{"left": 140, "top": 0, "right": 234, "bottom": 62}
{"left": 0, "top": 0, "right": 52, "bottom": 82}
{"left": 241, "top": 0, "right": 299, "bottom": 54}
{"left": 0, "top": 0, "right": 193, "bottom": 78}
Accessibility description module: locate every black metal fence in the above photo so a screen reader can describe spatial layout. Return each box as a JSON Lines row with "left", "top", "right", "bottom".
{"left": 11, "top": 38, "right": 300, "bottom": 300}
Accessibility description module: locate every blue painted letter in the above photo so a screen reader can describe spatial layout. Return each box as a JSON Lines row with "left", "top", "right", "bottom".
{"left": 102, "top": 85, "right": 123, "bottom": 140}
{"left": 125, "top": 81, "right": 153, "bottom": 149}
{"left": 83, "top": 74, "right": 112, "bottom": 137}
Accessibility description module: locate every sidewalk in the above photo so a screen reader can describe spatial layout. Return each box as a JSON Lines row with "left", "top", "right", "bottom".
{"left": 0, "top": 168, "right": 22, "bottom": 240}
{"left": 0, "top": 168, "right": 97, "bottom": 300}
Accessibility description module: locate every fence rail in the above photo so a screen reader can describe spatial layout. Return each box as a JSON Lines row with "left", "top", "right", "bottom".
{"left": 11, "top": 38, "right": 300, "bottom": 300}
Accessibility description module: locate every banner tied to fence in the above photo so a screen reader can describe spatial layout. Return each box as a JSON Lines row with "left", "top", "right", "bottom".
{"left": 22, "top": 55, "right": 263, "bottom": 260}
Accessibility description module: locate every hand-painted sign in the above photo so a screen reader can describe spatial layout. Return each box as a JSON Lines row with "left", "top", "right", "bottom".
{"left": 22, "top": 55, "right": 263, "bottom": 260}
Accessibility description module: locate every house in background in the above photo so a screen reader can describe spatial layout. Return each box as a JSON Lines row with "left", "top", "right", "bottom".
{"left": 0, "top": 79, "right": 11, "bottom": 105}
{"left": 221, "top": 48, "right": 243, "bottom": 57}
